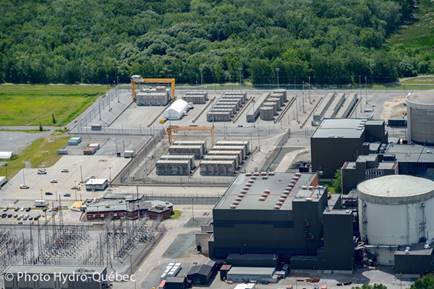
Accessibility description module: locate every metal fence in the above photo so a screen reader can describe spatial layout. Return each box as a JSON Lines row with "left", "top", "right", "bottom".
{"left": 74, "top": 126, "right": 163, "bottom": 136}
{"left": 113, "top": 129, "right": 165, "bottom": 184}
{"left": 71, "top": 87, "right": 124, "bottom": 132}
{"left": 141, "top": 194, "right": 221, "bottom": 205}
{"left": 135, "top": 175, "right": 234, "bottom": 186}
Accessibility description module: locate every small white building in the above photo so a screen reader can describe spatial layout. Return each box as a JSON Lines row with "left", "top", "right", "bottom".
{"left": 163, "top": 99, "right": 192, "bottom": 120}
{"left": 85, "top": 178, "right": 109, "bottom": 191}
{"left": 0, "top": 176, "right": 7, "bottom": 188}
{"left": 0, "top": 152, "right": 13, "bottom": 160}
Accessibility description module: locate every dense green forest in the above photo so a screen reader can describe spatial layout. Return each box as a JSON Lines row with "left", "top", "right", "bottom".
{"left": 0, "top": 0, "right": 432, "bottom": 85}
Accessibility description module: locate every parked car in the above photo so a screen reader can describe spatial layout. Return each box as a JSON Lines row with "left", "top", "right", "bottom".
{"left": 19, "top": 184, "right": 29, "bottom": 189}
{"left": 50, "top": 179, "right": 58, "bottom": 183}
{"left": 61, "top": 169, "right": 69, "bottom": 173}
{"left": 45, "top": 192, "right": 53, "bottom": 196}
{"left": 63, "top": 193, "right": 71, "bottom": 197}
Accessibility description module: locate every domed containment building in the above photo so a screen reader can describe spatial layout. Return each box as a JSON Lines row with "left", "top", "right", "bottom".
{"left": 406, "top": 94, "right": 434, "bottom": 145}
{"left": 358, "top": 175, "right": 434, "bottom": 267}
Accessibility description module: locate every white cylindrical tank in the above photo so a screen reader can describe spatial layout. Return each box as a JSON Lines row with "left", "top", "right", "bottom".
{"left": 406, "top": 94, "right": 434, "bottom": 145}
{"left": 358, "top": 175, "right": 434, "bottom": 265}
{"left": 163, "top": 99, "right": 191, "bottom": 120}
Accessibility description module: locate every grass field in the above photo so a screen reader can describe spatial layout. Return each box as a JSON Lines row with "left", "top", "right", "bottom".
{"left": 1, "top": 135, "right": 68, "bottom": 178}
{"left": 0, "top": 84, "right": 107, "bottom": 126}
{"left": 388, "top": 0, "right": 434, "bottom": 59}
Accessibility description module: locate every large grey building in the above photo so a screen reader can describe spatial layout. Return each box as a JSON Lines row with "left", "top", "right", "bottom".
{"left": 341, "top": 142, "right": 434, "bottom": 194}
{"left": 311, "top": 119, "right": 388, "bottom": 178}
{"left": 208, "top": 172, "right": 355, "bottom": 271}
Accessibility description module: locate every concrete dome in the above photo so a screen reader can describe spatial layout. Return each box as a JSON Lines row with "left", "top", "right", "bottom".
{"left": 357, "top": 175, "right": 434, "bottom": 205}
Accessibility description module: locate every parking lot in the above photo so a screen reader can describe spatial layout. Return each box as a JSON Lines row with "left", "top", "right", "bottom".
{"left": 0, "top": 155, "right": 129, "bottom": 202}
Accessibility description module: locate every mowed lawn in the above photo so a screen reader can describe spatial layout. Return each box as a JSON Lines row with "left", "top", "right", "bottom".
{"left": 387, "top": 0, "right": 434, "bottom": 59}
{"left": 0, "top": 84, "right": 107, "bottom": 126}
{"left": 3, "top": 136, "right": 68, "bottom": 178}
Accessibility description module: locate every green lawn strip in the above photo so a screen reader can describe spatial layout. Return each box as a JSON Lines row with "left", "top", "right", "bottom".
{"left": 2, "top": 136, "right": 68, "bottom": 178}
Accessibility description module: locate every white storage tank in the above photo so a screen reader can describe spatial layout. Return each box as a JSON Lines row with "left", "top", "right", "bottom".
{"left": 163, "top": 99, "right": 191, "bottom": 120}
{"left": 406, "top": 94, "right": 434, "bottom": 145}
{"left": 358, "top": 175, "right": 434, "bottom": 265}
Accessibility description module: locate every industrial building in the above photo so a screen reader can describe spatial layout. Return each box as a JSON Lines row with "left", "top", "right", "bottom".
{"left": 160, "top": 155, "right": 195, "bottom": 169}
{"left": 406, "top": 94, "right": 434, "bottom": 145}
{"left": 311, "top": 118, "right": 388, "bottom": 178}
{"left": 136, "top": 86, "right": 170, "bottom": 106}
{"left": 208, "top": 172, "right": 355, "bottom": 271}
{"left": 247, "top": 90, "right": 287, "bottom": 122}
{"left": 215, "top": 140, "right": 250, "bottom": 155}
{"left": 85, "top": 193, "right": 173, "bottom": 221}
{"left": 212, "top": 145, "right": 247, "bottom": 160}
{"left": 207, "top": 92, "right": 247, "bottom": 122}
{"left": 341, "top": 142, "right": 434, "bottom": 193}
{"left": 163, "top": 99, "right": 192, "bottom": 120}
{"left": 168, "top": 145, "right": 204, "bottom": 159}
{"left": 200, "top": 160, "right": 236, "bottom": 176}
{"left": 156, "top": 160, "right": 192, "bottom": 176}
{"left": 341, "top": 154, "right": 399, "bottom": 194}
{"left": 85, "top": 178, "right": 108, "bottom": 191}
{"left": 357, "top": 175, "right": 434, "bottom": 273}
{"left": 182, "top": 91, "right": 208, "bottom": 104}
{"left": 3, "top": 265, "right": 108, "bottom": 289}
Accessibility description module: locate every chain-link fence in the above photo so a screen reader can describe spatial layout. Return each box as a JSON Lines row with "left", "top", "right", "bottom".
{"left": 141, "top": 194, "right": 221, "bottom": 205}
{"left": 70, "top": 86, "right": 128, "bottom": 132}
{"left": 112, "top": 129, "right": 165, "bottom": 184}
{"left": 74, "top": 126, "right": 163, "bottom": 136}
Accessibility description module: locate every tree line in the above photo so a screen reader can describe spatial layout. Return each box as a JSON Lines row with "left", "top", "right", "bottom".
{"left": 0, "top": 0, "right": 431, "bottom": 86}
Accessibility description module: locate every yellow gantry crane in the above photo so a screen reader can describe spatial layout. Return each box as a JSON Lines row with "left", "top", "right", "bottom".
{"left": 166, "top": 125, "right": 215, "bottom": 144}
{"left": 130, "top": 76, "right": 176, "bottom": 102}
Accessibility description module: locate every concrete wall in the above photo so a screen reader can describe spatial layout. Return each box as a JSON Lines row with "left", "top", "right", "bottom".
{"left": 311, "top": 136, "right": 364, "bottom": 178}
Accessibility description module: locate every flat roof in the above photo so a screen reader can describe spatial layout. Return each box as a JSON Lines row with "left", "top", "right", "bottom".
{"left": 215, "top": 172, "right": 325, "bottom": 211}
{"left": 312, "top": 118, "right": 367, "bottom": 139}
{"left": 358, "top": 175, "right": 434, "bottom": 201}
{"left": 407, "top": 95, "right": 434, "bottom": 105}
{"left": 395, "top": 243, "right": 433, "bottom": 256}
{"left": 85, "top": 178, "right": 108, "bottom": 185}
{"left": 386, "top": 143, "right": 434, "bottom": 163}
{"left": 228, "top": 267, "right": 275, "bottom": 275}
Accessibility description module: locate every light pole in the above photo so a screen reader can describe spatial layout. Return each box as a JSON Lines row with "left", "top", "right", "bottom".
{"left": 276, "top": 67, "right": 280, "bottom": 88}
{"left": 200, "top": 67, "right": 204, "bottom": 86}
{"left": 239, "top": 66, "right": 243, "bottom": 88}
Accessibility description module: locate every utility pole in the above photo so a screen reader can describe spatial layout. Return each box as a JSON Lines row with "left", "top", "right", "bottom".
{"left": 365, "top": 75, "right": 368, "bottom": 106}
{"left": 308, "top": 76, "right": 311, "bottom": 104}
{"left": 276, "top": 67, "right": 280, "bottom": 88}
{"left": 302, "top": 82, "right": 305, "bottom": 113}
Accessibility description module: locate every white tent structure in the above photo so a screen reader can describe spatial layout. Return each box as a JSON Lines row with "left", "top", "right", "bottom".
{"left": 163, "top": 99, "right": 192, "bottom": 120}
{"left": 0, "top": 152, "right": 13, "bottom": 160}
